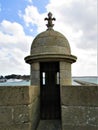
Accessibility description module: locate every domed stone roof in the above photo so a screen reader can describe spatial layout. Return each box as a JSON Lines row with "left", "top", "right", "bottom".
{"left": 31, "top": 29, "right": 71, "bottom": 55}
{"left": 25, "top": 12, "right": 77, "bottom": 64}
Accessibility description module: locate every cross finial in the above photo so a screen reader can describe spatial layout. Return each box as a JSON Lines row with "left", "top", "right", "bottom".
{"left": 44, "top": 12, "right": 56, "bottom": 30}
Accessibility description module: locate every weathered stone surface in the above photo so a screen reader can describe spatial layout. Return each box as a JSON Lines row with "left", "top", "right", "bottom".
{"left": 31, "top": 62, "right": 39, "bottom": 71}
{"left": 60, "top": 62, "right": 72, "bottom": 85}
{"left": 0, "top": 86, "right": 30, "bottom": 106}
{"left": 61, "top": 86, "right": 98, "bottom": 106}
{"left": 60, "top": 78, "right": 72, "bottom": 86}
{"left": 62, "top": 106, "right": 98, "bottom": 126}
{"left": 37, "top": 120, "right": 61, "bottom": 130}
{"left": 0, "top": 107, "right": 12, "bottom": 124}
{"left": 62, "top": 125, "right": 98, "bottom": 130}
{"left": 31, "top": 77, "right": 40, "bottom": 85}
{"left": 60, "top": 62, "right": 71, "bottom": 70}
{"left": 30, "top": 63, "right": 40, "bottom": 86}
{"left": 31, "top": 71, "right": 39, "bottom": 79}
{"left": 30, "top": 30, "right": 71, "bottom": 55}
{"left": 30, "top": 97, "right": 40, "bottom": 130}
{"left": 13, "top": 105, "right": 30, "bottom": 124}
{"left": 25, "top": 29, "right": 77, "bottom": 64}
{"left": 29, "top": 85, "right": 40, "bottom": 102}
{"left": 0, "top": 123, "right": 31, "bottom": 130}
{"left": 0, "top": 85, "right": 40, "bottom": 130}
{"left": 60, "top": 70, "right": 71, "bottom": 78}
{"left": 61, "top": 85, "right": 98, "bottom": 130}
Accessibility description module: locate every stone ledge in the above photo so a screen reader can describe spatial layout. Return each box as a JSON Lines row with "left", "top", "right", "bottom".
{"left": 0, "top": 86, "right": 39, "bottom": 106}
{"left": 61, "top": 85, "right": 98, "bottom": 106}
{"left": 62, "top": 125, "right": 98, "bottom": 130}
{"left": 0, "top": 123, "right": 31, "bottom": 130}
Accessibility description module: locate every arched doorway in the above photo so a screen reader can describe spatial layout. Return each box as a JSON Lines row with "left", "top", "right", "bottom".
{"left": 40, "top": 62, "right": 61, "bottom": 119}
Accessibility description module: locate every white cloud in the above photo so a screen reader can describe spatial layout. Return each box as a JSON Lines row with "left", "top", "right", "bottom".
{"left": 22, "top": 5, "right": 47, "bottom": 32}
{"left": 0, "top": 20, "right": 33, "bottom": 75}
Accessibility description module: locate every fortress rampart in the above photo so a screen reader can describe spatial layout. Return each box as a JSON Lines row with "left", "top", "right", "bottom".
{"left": 0, "top": 85, "right": 98, "bottom": 130}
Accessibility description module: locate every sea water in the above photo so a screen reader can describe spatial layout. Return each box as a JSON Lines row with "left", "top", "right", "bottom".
{"left": 0, "top": 80, "right": 30, "bottom": 86}
{"left": 0, "top": 77, "right": 98, "bottom": 86}
{"left": 72, "top": 77, "right": 98, "bottom": 85}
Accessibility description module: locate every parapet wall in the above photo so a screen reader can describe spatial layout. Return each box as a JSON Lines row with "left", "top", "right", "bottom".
{"left": 0, "top": 86, "right": 40, "bottom": 130}
{"left": 61, "top": 85, "right": 98, "bottom": 130}
{"left": 0, "top": 85, "right": 98, "bottom": 130}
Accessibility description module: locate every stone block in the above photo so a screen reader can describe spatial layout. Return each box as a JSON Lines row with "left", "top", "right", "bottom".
{"left": 32, "top": 86, "right": 40, "bottom": 97}
{"left": 30, "top": 97, "right": 40, "bottom": 130}
{"left": 31, "top": 76, "right": 40, "bottom": 86}
{"left": 13, "top": 105, "right": 30, "bottom": 124}
{"left": 31, "top": 62, "right": 39, "bottom": 71}
{"left": 62, "top": 106, "right": 98, "bottom": 126}
{"left": 60, "top": 62, "right": 72, "bottom": 85}
{"left": 61, "top": 86, "right": 98, "bottom": 106}
{"left": 60, "top": 61, "right": 71, "bottom": 70}
{"left": 60, "top": 69, "right": 71, "bottom": 78}
{"left": 62, "top": 125, "right": 98, "bottom": 130}
{"left": 60, "top": 78, "right": 71, "bottom": 86}
{"left": 29, "top": 85, "right": 40, "bottom": 103}
{"left": 30, "top": 70, "right": 40, "bottom": 86}
{"left": 31, "top": 70, "right": 40, "bottom": 79}
{"left": 0, "top": 107, "right": 12, "bottom": 124}
{"left": 0, "top": 86, "right": 30, "bottom": 106}
{"left": 0, "top": 123, "right": 31, "bottom": 130}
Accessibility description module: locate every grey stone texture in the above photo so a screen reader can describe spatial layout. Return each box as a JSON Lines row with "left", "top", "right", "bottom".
{"left": 61, "top": 85, "right": 98, "bottom": 130}
{"left": 0, "top": 86, "right": 30, "bottom": 106}
{"left": 0, "top": 86, "right": 40, "bottom": 130}
{"left": 0, "top": 85, "right": 98, "bottom": 130}
{"left": 0, "top": 123, "right": 31, "bottom": 130}
{"left": 30, "top": 62, "right": 40, "bottom": 86}
{"left": 62, "top": 106, "right": 98, "bottom": 126}
{"left": 61, "top": 86, "right": 98, "bottom": 106}
{"left": 37, "top": 120, "right": 61, "bottom": 130}
{"left": 61, "top": 125, "right": 98, "bottom": 130}
{"left": 60, "top": 62, "right": 72, "bottom": 85}
{"left": 24, "top": 29, "right": 77, "bottom": 64}
{"left": 0, "top": 107, "right": 12, "bottom": 124}
{"left": 31, "top": 29, "right": 71, "bottom": 55}
{"left": 30, "top": 62, "right": 40, "bottom": 129}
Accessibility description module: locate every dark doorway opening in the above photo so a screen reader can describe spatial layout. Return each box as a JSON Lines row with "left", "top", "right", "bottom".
{"left": 40, "top": 62, "right": 61, "bottom": 119}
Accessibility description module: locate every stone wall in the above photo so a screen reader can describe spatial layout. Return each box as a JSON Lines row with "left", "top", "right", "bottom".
{"left": 61, "top": 85, "right": 98, "bottom": 130}
{"left": 0, "top": 86, "right": 40, "bottom": 130}
{"left": 1, "top": 85, "right": 98, "bottom": 130}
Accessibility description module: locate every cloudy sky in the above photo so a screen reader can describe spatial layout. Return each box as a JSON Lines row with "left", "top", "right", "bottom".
{"left": 0, "top": 0, "right": 97, "bottom": 76}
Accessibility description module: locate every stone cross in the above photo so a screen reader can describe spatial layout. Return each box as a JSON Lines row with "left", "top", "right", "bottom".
{"left": 44, "top": 12, "right": 56, "bottom": 29}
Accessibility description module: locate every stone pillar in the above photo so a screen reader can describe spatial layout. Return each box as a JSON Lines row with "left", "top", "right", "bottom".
{"left": 60, "top": 61, "right": 72, "bottom": 86}
{"left": 30, "top": 62, "right": 40, "bottom": 130}
{"left": 30, "top": 62, "right": 40, "bottom": 86}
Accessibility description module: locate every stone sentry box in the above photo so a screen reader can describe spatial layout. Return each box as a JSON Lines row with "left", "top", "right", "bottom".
{"left": 25, "top": 12, "right": 77, "bottom": 129}
{"left": 0, "top": 13, "right": 97, "bottom": 130}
